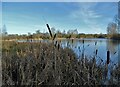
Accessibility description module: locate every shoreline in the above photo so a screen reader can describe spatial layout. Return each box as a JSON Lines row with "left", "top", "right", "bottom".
{"left": 1, "top": 37, "right": 120, "bottom": 42}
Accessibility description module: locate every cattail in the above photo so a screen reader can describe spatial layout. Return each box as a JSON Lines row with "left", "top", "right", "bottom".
{"left": 114, "top": 51, "right": 117, "bottom": 54}
{"left": 27, "top": 37, "right": 29, "bottom": 42}
{"left": 29, "top": 35, "right": 33, "bottom": 42}
{"left": 72, "top": 39, "right": 73, "bottom": 44}
{"left": 107, "top": 51, "right": 110, "bottom": 64}
{"left": 69, "top": 35, "right": 71, "bottom": 39}
{"left": 46, "top": 24, "right": 52, "bottom": 38}
{"left": 95, "top": 41, "right": 97, "bottom": 46}
{"left": 101, "top": 59, "right": 103, "bottom": 62}
{"left": 95, "top": 49, "right": 98, "bottom": 55}
{"left": 53, "top": 34, "right": 56, "bottom": 40}
{"left": 82, "top": 39, "right": 84, "bottom": 44}
{"left": 67, "top": 41, "right": 69, "bottom": 47}
{"left": 87, "top": 44, "right": 90, "bottom": 47}
{"left": 104, "top": 64, "right": 108, "bottom": 80}
{"left": 58, "top": 43, "right": 60, "bottom": 50}
{"left": 54, "top": 41, "right": 57, "bottom": 47}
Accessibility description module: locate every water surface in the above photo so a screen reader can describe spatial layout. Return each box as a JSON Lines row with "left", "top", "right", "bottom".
{"left": 60, "top": 38, "right": 120, "bottom": 65}
{"left": 18, "top": 38, "right": 120, "bottom": 65}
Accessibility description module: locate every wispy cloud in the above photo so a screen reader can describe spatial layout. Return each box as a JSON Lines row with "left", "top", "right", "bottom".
{"left": 70, "top": 2, "right": 107, "bottom": 33}
{"left": 71, "top": 3, "right": 102, "bottom": 21}
{"left": 2, "top": 2, "right": 117, "bottom": 34}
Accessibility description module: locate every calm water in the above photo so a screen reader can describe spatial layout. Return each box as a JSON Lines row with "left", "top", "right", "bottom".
{"left": 18, "top": 38, "right": 120, "bottom": 65}
{"left": 59, "top": 38, "right": 120, "bottom": 65}
{"left": 18, "top": 38, "right": 120, "bottom": 81}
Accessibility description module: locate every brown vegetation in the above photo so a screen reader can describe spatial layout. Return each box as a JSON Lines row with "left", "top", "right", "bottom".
{"left": 2, "top": 41, "right": 119, "bottom": 86}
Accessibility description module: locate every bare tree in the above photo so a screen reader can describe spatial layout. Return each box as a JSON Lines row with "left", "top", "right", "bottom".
{"left": 107, "top": 22, "right": 117, "bottom": 35}
{"left": 2, "top": 24, "right": 8, "bottom": 35}
{"left": 51, "top": 27, "right": 56, "bottom": 35}
{"left": 36, "top": 30, "right": 41, "bottom": 34}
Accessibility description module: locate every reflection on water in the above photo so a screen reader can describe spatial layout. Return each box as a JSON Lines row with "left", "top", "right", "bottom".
{"left": 17, "top": 38, "right": 120, "bottom": 64}
{"left": 118, "top": 42, "right": 120, "bottom": 67}
{"left": 106, "top": 39, "right": 120, "bottom": 65}
{"left": 60, "top": 38, "right": 120, "bottom": 65}
{"left": 17, "top": 38, "right": 119, "bottom": 81}
{"left": 106, "top": 39, "right": 119, "bottom": 54}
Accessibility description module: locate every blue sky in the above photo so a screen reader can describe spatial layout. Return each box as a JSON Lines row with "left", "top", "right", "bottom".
{"left": 2, "top": 2, "right": 118, "bottom": 34}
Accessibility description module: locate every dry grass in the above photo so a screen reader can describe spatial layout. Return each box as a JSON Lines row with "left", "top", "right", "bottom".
{"left": 2, "top": 41, "right": 119, "bottom": 86}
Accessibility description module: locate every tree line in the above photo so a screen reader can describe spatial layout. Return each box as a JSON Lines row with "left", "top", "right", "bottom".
{"left": 2, "top": 28, "right": 108, "bottom": 41}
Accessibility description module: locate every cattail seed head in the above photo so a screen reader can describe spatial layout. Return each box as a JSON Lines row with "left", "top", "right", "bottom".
{"left": 72, "top": 39, "right": 73, "bottom": 43}
{"left": 107, "top": 50, "right": 110, "bottom": 64}
{"left": 53, "top": 34, "right": 56, "bottom": 40}
{"left": 95, "top": 41, "right": 97, "bottom": 46}
{"left": 46, "top": 24, "right": 53, "bottom": 38}
{"left": 58, "top": 43, "right": 60, "bottom": 50}
{"left": 95, "top": 49, "right": 98, "bottom": 55}
{"left": 82, "top": 39, "right": 84, "bottom": 44}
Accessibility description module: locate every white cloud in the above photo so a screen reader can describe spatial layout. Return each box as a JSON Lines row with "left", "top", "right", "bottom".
{"left": 71, "top": 2, "right": 102, "bottom": 19}
{"left": 70, "top": 2, "right": 105, "bottom": 33}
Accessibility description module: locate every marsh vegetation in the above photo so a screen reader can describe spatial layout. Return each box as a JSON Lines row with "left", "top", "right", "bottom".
{"left": 2, "top": 23, "right": 120, "bottom": 86}
{"left": 2, "top": 39, "right": 120, "bottom": 85}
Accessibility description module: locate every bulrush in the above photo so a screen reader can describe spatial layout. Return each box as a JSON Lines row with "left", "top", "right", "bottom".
{"left": 107, "top": 50, "right": 110, "bottom": 65}
{"left": 95, "top": 49, "right": 98, "bottom": 55}
{"left": 53, "top": 34, "right": 56, "bottom": 41}
{"left": 46, "top": 24, "right": 53, "bottom": 38}
{"left": 2, "top": 41, "right": 119, "bottom": 85}
{"left": 95, "top": 41, "right": 97, "bottom": 46}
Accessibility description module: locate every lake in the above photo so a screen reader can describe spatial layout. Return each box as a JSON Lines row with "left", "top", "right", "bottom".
{"left": 17, "top": 38, "right": 120, "bottom": 80}
{"left": 18, "top": 38, "right": 120, "bottom": 65}
{"left": 60, "top": 38, "right": 120, "bottom": 65}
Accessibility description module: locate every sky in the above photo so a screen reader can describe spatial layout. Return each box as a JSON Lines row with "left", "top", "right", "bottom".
{"left": 2, "top": 2, "right": 118, "bottom": 34}
{"left": 1, "top": 0, "right": 120, "bottom": 2}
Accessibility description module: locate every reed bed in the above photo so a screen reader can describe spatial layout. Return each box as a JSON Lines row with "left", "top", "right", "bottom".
{"left": 2, "top": 40, "right": 119, "bottom": 86}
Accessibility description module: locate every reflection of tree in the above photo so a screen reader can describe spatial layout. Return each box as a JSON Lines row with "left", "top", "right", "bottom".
{"left": 118, "top": 44, "right": 120, "bottom": 67}
{"left": 107, "top": 22, "right": 117, "bottom": 35}
{"left": 106, "top": 1, "right": 120, "bottom": 39}
{"left": 107, "top": 22, "right": 118, "bottom": 39}
{"left": 106, "top": 39, "right": 120, "bottom": 55}
{"left": 118, "top": 1, "right": 120, "bottom": 34}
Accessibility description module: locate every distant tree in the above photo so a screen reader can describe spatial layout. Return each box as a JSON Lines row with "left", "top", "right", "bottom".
{"left": 107, "top": 22, "right": 119, "bottom": 39}
{"left": 56, "top": 30, "right": 61, "bottom": 34}
{"left": 28, "top": 32, "right": 31, "bottom": 36}
{"left": 67, "top": 29, "right": 78, "bottom": 38}
{"left": 2, "top": 24, "right": 8, "bottom": 35}
{"left": 107, "top": 22, "right": 117, "bottom": 35}
{"left": 114, "top": 14, "right": 120, "bottom": 34}
{"left": 35, "top": 30, "right": 42, "bottom": 39}
{"left": 67, "top": 29, "right": 78, "bottom": 34}
{"left": 106, "top": 13, "right": 120, "bottom": 39}
{"left": 62, "top": 30, "right": 66, "bottom": 34}
{"left": 67, "top": 30, "right": 73, "bottom": 34}
{"left": 36, "top": 30, "right": 41, "bottom": 34}
{"left": 51, "top": 27, "right": 56, "bottom": 35}
{"left": 56, "top": 30, "right": 62, "bottom": 38}
{"left": 73, "top": 29, "right": 78, "bottom": 34}
{"left": 118, "top": 1, "right": 120, "bottom": 33}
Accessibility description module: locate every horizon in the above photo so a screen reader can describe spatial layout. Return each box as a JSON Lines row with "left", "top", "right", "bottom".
{"left": 2, "top": 2, "right": 118, "bottom": 35}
